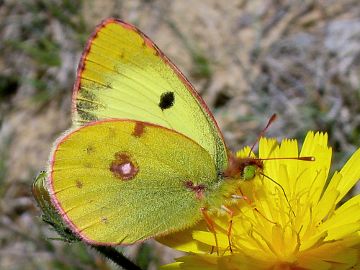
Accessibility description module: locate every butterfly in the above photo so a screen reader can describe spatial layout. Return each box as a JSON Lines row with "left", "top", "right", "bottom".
{"left": 48, "top": 18, "right": 264, "bottom": 246}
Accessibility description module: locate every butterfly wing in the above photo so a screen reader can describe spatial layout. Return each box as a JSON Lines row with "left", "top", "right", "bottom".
{"left": 72, "top": 18, "right": 228, "bottom": 172}
{"left": 49, "top": 119, "right": 217, "bottom": 245}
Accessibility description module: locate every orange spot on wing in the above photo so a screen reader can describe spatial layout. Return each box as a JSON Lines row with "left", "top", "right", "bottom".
{"left": 132, "top": 122, "right": 145, "bottom": 137}
{"left": 184, "top": 180, "right": 206, "bottom": 200}
{"left": 110, "top": 152, "right": 139, "bottom": 180}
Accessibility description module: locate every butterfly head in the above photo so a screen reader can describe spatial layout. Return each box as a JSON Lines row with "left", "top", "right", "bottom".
{"left": 224, "top": 154, "right": 264, "bottom": 181}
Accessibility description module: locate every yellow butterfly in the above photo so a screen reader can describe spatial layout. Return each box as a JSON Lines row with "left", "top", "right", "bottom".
{"left": 49, "top": 18, "right": 253, "bottom": 246}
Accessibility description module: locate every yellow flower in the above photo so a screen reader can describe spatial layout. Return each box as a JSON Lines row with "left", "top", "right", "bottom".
{"left": 162, "top": 132, "right": 360, "bottom": 270}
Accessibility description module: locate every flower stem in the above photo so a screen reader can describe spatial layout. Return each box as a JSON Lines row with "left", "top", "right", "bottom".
{"left": 92, "top": 245, "right": 142, "bottom": 270}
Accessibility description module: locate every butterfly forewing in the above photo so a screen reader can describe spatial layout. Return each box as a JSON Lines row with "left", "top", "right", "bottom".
{"left": 72, "top": 19, "right": 228, "bottom": 173}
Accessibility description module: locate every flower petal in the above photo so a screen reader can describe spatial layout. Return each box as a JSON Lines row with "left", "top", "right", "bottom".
{"left": 161, "top": 255, "right": 218, "bottom": 270}
{"left": 334, "top": 148, "right": 360, "bottom": 203}
{"left": 157, "top": 222, "right": 209, "bottom": 253}
{"left": 319, "top": 195, "right": 360, "bottom": 240}
{"left": 299, "top": 237, "right": 360, "bottom": 269}
{"left": 192, "top": 231, "right": 224, "bottom": 248}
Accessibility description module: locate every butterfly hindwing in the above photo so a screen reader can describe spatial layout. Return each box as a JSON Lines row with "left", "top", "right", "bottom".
{"left": 49, "top": 119, "right": 217, "bottom": 244}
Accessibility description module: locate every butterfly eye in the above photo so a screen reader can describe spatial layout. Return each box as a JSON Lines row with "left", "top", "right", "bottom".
{"left": 242, "top": 165, "right": 256, "bottom": 181}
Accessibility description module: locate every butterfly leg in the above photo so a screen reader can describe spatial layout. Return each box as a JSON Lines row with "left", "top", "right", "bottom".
{"left": 200, "top": 207, "right": 219, "bottom": 255}
{"left": 238, "top": 188, "right": 253, "bottom": 204}
{"left": 220, "top": 205, "right": 234, "bottom": 253}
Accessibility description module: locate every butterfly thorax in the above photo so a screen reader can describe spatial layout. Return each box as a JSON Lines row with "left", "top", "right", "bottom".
{"left": 202, "top": 154, "right": 264, "bottom": 215}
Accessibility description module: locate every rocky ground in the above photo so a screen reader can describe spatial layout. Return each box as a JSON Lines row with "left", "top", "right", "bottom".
{"left": 0, "top": 0, "right": 359, "bottom": 269}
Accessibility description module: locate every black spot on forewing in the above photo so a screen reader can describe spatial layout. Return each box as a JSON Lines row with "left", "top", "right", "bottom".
{"left": 159, "top": 91, "right": 175, "bottom": 111}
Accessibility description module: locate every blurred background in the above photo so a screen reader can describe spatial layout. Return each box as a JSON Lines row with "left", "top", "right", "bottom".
{"left": 1, "top": 0, "right": 359, "bottom": 269}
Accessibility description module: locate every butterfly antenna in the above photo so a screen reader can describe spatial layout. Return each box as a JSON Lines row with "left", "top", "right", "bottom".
{"left": 248, "top": 114, "right": 277, "bottom": 157}
{"left": 259, "top": 172, "right": 296, "bottom": 217}
{"left": 258, "top": 156, "right": 315, "bottom": 162}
